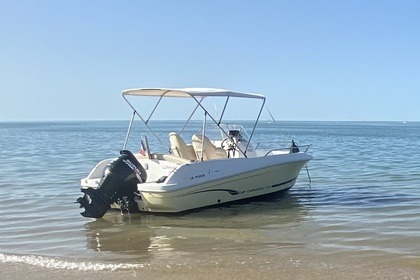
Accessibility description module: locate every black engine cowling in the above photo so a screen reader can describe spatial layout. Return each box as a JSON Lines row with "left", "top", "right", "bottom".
{"left": 77, "top": 150, "right": 147, "bottom": 218}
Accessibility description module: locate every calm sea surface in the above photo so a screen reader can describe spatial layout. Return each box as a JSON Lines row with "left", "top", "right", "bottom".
{"left": 1, "top": 121, "right": 419, "bottom": 277}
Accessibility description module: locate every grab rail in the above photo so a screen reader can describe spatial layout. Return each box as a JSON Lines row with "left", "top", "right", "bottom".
{"left": 264, "top": 144, "right": 312, "bottom": 156}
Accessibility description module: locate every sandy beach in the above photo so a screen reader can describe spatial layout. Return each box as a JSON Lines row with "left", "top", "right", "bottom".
{"left": 3, "top": 255, "right": 420, "bottom": 280}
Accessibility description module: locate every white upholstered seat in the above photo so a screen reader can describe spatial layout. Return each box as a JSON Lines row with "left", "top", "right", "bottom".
{"left": 192, "top": 134, "right": 227, "bottom": 161}
{"left": 169, "top": 132, "right": 197, "bottom": 161}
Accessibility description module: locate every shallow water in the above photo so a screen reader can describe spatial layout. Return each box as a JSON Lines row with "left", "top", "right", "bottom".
{"left": 0, "top": 121, "right": 419, "bottom": 277}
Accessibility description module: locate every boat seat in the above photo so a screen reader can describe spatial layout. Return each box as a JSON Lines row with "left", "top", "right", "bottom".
{"left": 192, "top": 134, "right": 227, "bottom": 161}
{"left": 169, "top": 132, "right": 197, "bottom": 161}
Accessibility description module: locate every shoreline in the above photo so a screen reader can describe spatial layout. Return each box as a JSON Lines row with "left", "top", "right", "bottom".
{"left": 2, "top": 254, "right": 419, "bottom": 280}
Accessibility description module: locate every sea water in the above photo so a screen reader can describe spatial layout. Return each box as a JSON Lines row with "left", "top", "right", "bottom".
{"left": 0, "top": 121, "right": 419, "bottom": 278}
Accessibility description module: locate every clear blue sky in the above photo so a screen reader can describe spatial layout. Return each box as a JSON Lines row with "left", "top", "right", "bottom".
{"left": 1, "top": 1, "right": 419, "bottom": 121}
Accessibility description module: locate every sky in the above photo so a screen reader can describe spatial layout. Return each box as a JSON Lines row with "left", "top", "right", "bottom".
{"left": 1, "top": 0, "right": 419, "bottom": 121}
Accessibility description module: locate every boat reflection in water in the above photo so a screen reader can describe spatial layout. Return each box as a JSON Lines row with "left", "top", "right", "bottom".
{"left": 83, "top": 189, "right": 311, "bottom": 263}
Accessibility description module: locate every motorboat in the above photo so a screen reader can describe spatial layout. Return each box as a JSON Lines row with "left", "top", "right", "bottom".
{"left": 77, "top": 88, "right": 312, "bottom": 218}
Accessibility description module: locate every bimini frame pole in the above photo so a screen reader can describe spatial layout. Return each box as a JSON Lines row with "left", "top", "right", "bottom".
{"left": 178, "top": 99, "right": 203, "bottom": 135}
{"left": 199, "top": 111, "right": 207, "bottom": 161}
{"left": 123, "top": 110, "right": 136, "bottom": 150}
{"left": 245, "top": 97, "right": 266, "bottom": 154}
{"left": 122, "top": 94, "right": 169, "bottom": 152}
{"left": 146, "top": 95, "right": 163, "bottom": 124}
{"left": 217, "top": 96, "right": 229, "bottom": 125}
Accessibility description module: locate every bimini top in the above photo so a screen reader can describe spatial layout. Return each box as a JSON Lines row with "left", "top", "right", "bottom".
{"left": 122, "top": 88, "right": 265, "bottom": 100}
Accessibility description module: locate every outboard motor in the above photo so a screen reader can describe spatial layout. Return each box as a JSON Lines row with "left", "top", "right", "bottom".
{"left": 77, "top": 150, "right": 147, "bottom": 218}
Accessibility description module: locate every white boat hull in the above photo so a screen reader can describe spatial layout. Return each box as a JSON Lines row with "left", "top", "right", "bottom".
{"left": 135, "top": 153, "right": 311, "bottom": 213}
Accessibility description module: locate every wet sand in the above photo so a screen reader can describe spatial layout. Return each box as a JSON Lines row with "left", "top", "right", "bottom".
{"left": 3, "top": 256, "right": 419, "bottom": 280}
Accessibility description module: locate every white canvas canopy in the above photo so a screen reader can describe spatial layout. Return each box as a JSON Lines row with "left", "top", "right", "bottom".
{"left": 122, "top": 88, "right": 265, "bottom": 100}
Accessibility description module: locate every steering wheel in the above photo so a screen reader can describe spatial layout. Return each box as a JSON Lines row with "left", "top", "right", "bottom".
{"left": 221, "top": 137, "right": 235, "bottom": 150}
